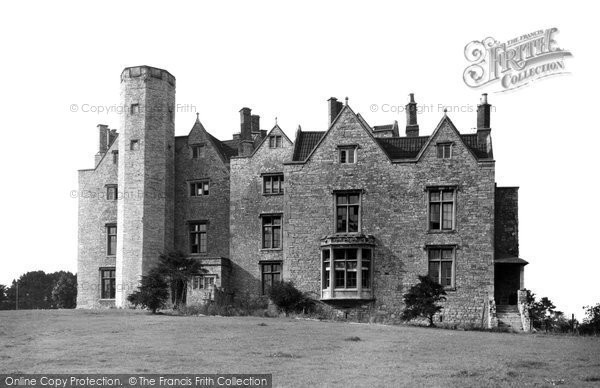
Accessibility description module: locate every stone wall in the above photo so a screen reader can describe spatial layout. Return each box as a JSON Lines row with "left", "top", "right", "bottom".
{"left": 76, "top": 139, "right": 119, "bottom": 308}
{"left": 495, "top": 186, "right": 519, "bottom": 256}
{"left": 283, "top": 107, "right": 495, "bottom": 325}
{"left": 230, "top": 126, "right": 293, "bottom": 300}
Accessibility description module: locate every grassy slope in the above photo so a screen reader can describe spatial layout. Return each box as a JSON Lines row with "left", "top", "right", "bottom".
{"left": 1, "top": 309, "right": 599, "bottom": 387}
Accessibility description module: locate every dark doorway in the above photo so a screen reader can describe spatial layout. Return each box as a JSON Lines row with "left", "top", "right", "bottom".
{"left": 494, "top": 263, "right": 522, "bottom": 305}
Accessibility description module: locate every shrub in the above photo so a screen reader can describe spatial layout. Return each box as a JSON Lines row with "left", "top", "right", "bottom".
{"left": 127, "top": 270, "right": 169, "bottom": 314}
{"left": 401, "top": 275, "right": 447, "bottom": 327}
{"left": 267, "top": 281, "right": 314, "bottom": 315}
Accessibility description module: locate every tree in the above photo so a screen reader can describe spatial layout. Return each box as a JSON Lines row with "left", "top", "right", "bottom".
{"left": 51, "top": 272, "right": 77, "bottom": 308}
{"left": 580, "top": 303, "right": 600, "bottom": 335}
{"left": 401, "top": 275, "right": 447, "bottom": 327}
{"left": 127, "top": 270, "right": 169, "bottom": 314}
{"left": 155, "top": 251, "right": 204, "bottom": 309}
{"left": 0, "top": 284, "right": 8, "bottom": 310}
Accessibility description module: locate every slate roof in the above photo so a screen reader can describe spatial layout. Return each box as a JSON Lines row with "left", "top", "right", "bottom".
{"left": 376, "top": 136, "right": 430, "bottom": 159}
{"left": 292, "top": 131, "right": 325, "bottom": 161}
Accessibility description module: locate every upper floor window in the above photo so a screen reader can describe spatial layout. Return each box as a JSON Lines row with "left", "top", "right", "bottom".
{"left": 428, "top": 247, "right": 455, "bottom": 288}
{"left": 191, "top": 144, "right": 205, "bottom": 159}
{"left": 262, "top": 215, "right": 282, "bottom": 249}
{"left": 429, "top": 188, "right": 455, "bottom": 231}
{"left": 190, "top": 181, "right": 209, "bottom": 196}
{"left": 106, "top": 224, "right": 117, "bottom": 256}
{"left": 437, "top": 143, "right": 452, "bottom": 159}
{"left": 338, "top": 146, "right": 357, "bottom": 164}
{"left": 130, "top": 140, "right": 139, "bottom": 150}
{"left": 269, "top": 135, "right": 282, "bottom": 148}
{"left": 106, "top": 185, "right": 118, "bottom": 201}
{"left": 263, "top": 174, "right": 284, "bottom": 195}
{"left": 336, "top": 192, "right": 360, "bottom": 233}
{"left": 130, "top": 104, "right": 139, "bottom": 115}
{"left": 189, "top": 222, "right": 207, "bottom": 254}
{"left": 112, "top": 150, "right": 119, "bottom": 165}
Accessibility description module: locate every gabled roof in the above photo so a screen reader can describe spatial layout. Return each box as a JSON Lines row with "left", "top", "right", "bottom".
{"left": 245, "top": 124, "right": 293, "bottom": 158}
{"left": 376, "top": 136, "right": 430, "bottom": 159}
{"left": 186, "top": 115, "right": 240, "bottom": 161}
{"left": 292, "top": 131, "right": 325, "bottom": 161}
{"left": 460, "top": 133, "right": 493, "bottom": 159}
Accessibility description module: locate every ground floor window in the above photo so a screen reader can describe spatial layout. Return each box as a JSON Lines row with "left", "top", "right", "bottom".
{"left": 100, "top": 268, "right": 115, "bottom": 299}
{"left": 322, "top": 247, "right": 371, "bottom": 298}
{"left": 428, "top": 247, "right": 455, "bottom": 288}
{"left": 192, "top": 275, "right": 216, "bottom": 290}
{"left": 261, "top": 262, "right": 281, "bottom": 295}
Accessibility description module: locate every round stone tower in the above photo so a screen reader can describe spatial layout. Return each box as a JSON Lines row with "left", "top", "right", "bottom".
{"left": 116, "top": 66, "right": 176, "bottom": 307}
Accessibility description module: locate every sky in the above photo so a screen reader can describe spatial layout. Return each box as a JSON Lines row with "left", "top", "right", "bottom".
{"left": 0, "top": 1, "right": 598, "bottom": 319}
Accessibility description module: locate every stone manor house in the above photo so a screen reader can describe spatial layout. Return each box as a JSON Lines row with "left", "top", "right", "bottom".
{"left": 77, "top": 65, "right": 529, "bottom": 328}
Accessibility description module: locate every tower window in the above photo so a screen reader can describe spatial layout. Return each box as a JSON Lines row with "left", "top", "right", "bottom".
{"left": 106, "top": 185, "right": 118, "bottom": 201}
{"left": 428, "top": 247, "right": 455, "bottom": 288}
{"left": 428, "top": 188, "right": 456, "bottom": 231}
{"left": 100, "top": 268, "right": 116, "bottom": 299}
{"left": 130, "top": 104, "right": 139, "bottom": 115}
{"left": 112, "top": 150, "right": 118, "bottom": 164}
{"left": 261, "top": 215, "right": 282, "bottom": 249}
{"left": 189, "top": 181, "right": 209, "bottom": 196}
{"left": 130, "top": 140, "right": 139, "bottom": 150}
{"left": 106, "top": 224, "right": 117, "bottom": 256}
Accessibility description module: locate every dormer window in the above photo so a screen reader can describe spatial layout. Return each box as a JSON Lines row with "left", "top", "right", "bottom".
{"left": 338, "top": 145, "right": 357, "bottom": 164}
{"left": 437, "top": 143, "right": 452, "bottom": 159}
{"left": 269, "top": 135, "right": 282, "bottom": 148}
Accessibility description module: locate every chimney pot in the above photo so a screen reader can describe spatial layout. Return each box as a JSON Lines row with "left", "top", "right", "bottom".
{"left": 405, "top": 93, "right": 419, "bottom": 137}
{"left": 328, "top": 97, "right": 344, "bottom": 126}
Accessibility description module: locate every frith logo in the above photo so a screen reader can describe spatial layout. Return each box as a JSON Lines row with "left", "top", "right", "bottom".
{"left": 463, "top": 28, "right": 572, "bottom": 92}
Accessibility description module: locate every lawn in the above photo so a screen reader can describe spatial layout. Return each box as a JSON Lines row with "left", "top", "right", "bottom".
{"left": 1, "top": 310, "right": 599, "bottom": 387}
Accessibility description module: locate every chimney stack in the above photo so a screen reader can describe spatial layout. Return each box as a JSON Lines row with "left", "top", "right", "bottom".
{"left": 405, "top": 93, "right": 419, "bottom": 137}
{"left": 97, "top": 124, "right": 109, "bottom": 153}
{"left": 238, "top": 107, "right": 254, "bottom": 156}
{"left": 328, "top": 97, "right": 344, "bottom": 126}
{"left": 108, "top": 129, "right": 117, "bottom": 147}
{"left": 251, "top": 114, "right": 260, "bottom": 133}
{"left": 476, "top": 93, "right": 492, "bottom": 150}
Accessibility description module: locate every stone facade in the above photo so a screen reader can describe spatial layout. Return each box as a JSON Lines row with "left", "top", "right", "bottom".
{"left": 77, "top": 66, "right": 527, "bottom": 328}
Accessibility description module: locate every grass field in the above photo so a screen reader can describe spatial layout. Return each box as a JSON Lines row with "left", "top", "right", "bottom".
{"left": 1, "top": 309, "right": 599, "bottom": 387}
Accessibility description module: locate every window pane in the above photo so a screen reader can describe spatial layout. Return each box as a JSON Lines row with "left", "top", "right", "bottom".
{"left": 430, "top": 203, "right": 440, "bottom": 229}
{"left": 442, "top": 190, "right": 454, "bottom": 201}
{"left": 347, "top": 149, "right": 355, "bottom": 163}
{"left": 190, "top": 183, "right": 196, "bottom": 196}
{"left": 430, "top": 191, "right": 440, "bottom": 201}
{"left": 276, "top": 136, "right": 282, "bottom": 147}
{"left": 437, "top": 145, "right": 444, "bottom": 158}
{"left": 323, "top": 249, "right": 330, "bottom": 261}
{"left": 346, "top": 249, "right": 357, "bottom": 260}
{"left": 441, "top": 261, "right": 452, "bottom": 286}
{"left": 348, "top": 194, "right": 359, "bottom": 204}
{"left": 336, "top": 207, "right": 347, "bottom": 232}
{"left": 272, "top": 226, "right": 281, "bottom": 248}
{"left": 442, "top": 203, "right": 453, "bottom": 229}
{"left": 264, "top": 177, "right": 271, "bottom": 194}
{"left": 428, "top": 261, "right": 440, "bottom": 282}
{"left": 203, "top": 183, "right": 209, "bottom": 195}
{"left": 442, "top": 249, "right": 453, "bottom": 260}
{"left": 362, "top": 249, "right": 371, "bottom": 260}
{"left": 348, "top": 206, "right": 359, "bottom": 232}
{"left": 335, "top": 270, "right": 345, "bottom": 288}
{"left": 429, "top": 249, "right": 441, "bottom": 261}
{"left": 346, "top": 271, "right": 357, "bottom": 288}
{"left": 337, "top": 194, "right": 347, "bottom": 205}
{"left": 199, "top": 224, "right": 207, "bottom": 232}
{"left": 263, "top": 227, "right": 272, "bottom": 249}
{"left": 200, "top": 233, "right": 207, "bottom": 253}
{"left": 362, "top": 268, "right": 370, "bottom": 288}
{"left": 273, "top": 217, "right": 281, "bottom": 225}
{"left": 340, "top": 150, "right": 346, "bottom": 163}
{"left": 333, "top": 249, "right": 345, "bottom": 260}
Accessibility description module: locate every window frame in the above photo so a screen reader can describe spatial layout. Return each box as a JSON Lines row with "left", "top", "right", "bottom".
{"left": 262, "top": 173, "right": 284, "bottom": 195}
{"left": 130, "top": 103, "right": 139, "bottom": 115}
{"left": 106, "top": 224, "right": 117, "bottom": 256}
{"left": 268, "top": 135, "right": 282, "bottom": 148}
{"left": 261, "top": 214, "right": 282, "bottom": 250}
{"left": 427, "top": 186, "right": 457, "bottom": 232}
{"left": 130, "top": 139, "right": 139, "bottom": 151}
{"left": 192, "top": 274, "right": 216, "bottom": 290}
{"left": 260, "top": 261, "right": 282, "bottom": 295}
{"left": 335, "top": 191, "right": 361, "bottom": 234}
{"left": 189, "top": 180, "right": 210, "bottom": 197}
{"left": 321, "top": 247, "right": 372, "bottom": 299}
{"left": 338, "top": 145, "right": 358, "bottom": 164}
{"left": 189, "top": 221, "right": 208, "bottom": 254}
{"left": 427, "top": 246, "right": 456, "bottom": 290}
{"left": 100, "top": 268, "right": 116, "bottom": 299}
{"left": 436, "top": 142, "right": 453, "bottom": 159}
{"left": 112, "top": 150, "right": 118, "bottom": 165}
{"left": 191, "top": 144, "right": 205, "bottom": 159}
{"left": 106, "top": 184, "right": 118, "bottom": 201}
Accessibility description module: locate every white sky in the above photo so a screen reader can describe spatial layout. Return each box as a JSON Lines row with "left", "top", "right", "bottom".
{"left": 1, "top": 1, "right": 598, "bottom": 319}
